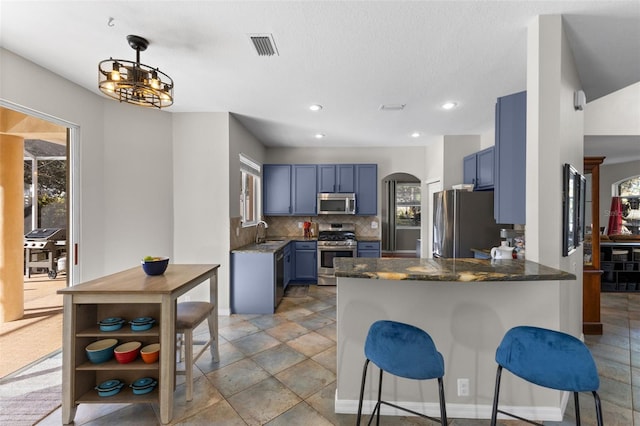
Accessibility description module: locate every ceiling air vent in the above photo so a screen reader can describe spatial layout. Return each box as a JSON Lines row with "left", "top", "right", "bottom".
{"left": 248, "top": 33, "right": 279, "bottom": 56}
{"left": 379, "top": 104, "right": 406, "bottom": 111}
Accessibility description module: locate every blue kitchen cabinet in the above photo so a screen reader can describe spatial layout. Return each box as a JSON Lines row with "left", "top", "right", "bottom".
{"left": 463, "top": 147, "right": 494, "bottom": 190}
{"left": 231, "top": 250, "right": 284, "bottom": 314}
{"left": 317, "top": 164, "right": 355, "bottom": 193}
{"left": 263, "top": 165, "right": 291, "bottom": 215}
{"left": 357, "top": 241, "right": 380, "bottom": 258}
{"left": 292, "top": 165, "right": 317, "bottom": 215}
{"left": 293, "top": 241, "right": 317, "bottom": 282}
{"left": 355, "top": 164, "right": 378, "bottom": 215}
{"left": 495, "top": 91, "right": 526, "bottom": 224}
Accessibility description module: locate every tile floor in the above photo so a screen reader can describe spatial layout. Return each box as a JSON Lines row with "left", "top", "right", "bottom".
{"left": 22, "top": 288, "right": 640, "bottom": 424}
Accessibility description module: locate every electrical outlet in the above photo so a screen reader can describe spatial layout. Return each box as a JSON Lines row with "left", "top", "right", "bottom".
{"left": 298, "top": 222, "right": 303, "bottom": 228}
{"left": 457, "top": 378, "right": 469, "bottom": 396}
{"left": 371, "top": 221, "right": 378, "bottom": 229}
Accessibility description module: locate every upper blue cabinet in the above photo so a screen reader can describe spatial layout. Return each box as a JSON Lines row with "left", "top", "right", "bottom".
{"left": 264, "top": 163, "right": 378, "bottom": 216}
{"left": 463, "top": 146, "right": 494, "bottom": 190}
{"left": 263, "top": 164, "right": 292, "bottom": 215}
{"left": 317, "top": 164, "right": 355, "bottom": 193}
{"left": 355, "top": 164, "right": 377, "bottom": 215}
{"left": 292, "top": 165, "right": 317, "bottom": 215}
{"left": 494, "top": 91, "right": 527, "bottom": 224}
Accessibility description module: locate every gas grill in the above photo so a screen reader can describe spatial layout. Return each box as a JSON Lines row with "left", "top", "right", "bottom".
{"left": 24, "top": 227, "right": 67, "bottom": 279}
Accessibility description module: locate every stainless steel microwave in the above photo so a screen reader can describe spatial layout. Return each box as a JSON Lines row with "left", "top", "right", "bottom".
{"left": 317, "top": 193, "right": 356, "bottom": 215}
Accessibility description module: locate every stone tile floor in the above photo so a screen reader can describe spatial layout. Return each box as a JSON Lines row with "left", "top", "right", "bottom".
{"left": 7, "top": 287, "right": 640, "bottom": 425}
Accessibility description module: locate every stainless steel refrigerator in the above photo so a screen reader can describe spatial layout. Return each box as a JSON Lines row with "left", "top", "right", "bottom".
{"left": 432, "top": 190, "right": 504, "bottom": 258}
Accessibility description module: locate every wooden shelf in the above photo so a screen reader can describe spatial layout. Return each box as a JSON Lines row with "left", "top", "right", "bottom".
{"left": 77, "top": 358, "right": 159, "bottom": 371}
{"left": 76, "top": 324, "right": 159, "bottom": 337}
{"left": 77, "top": 386, "right": 158, "bottom": 404}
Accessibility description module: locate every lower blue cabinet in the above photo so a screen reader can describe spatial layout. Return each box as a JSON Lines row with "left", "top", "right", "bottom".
{"left": 231, "top": 250, "right": 284, "bottom": 314}
{"left": 357, "top": 241, "right": 381, "bottom": 258}
{"left": 293, "top": 241, "right": 317, "bottom": 283}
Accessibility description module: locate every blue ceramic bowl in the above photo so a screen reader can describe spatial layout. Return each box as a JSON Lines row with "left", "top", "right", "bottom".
{"left": 95, "top": 379, "right": 124, "bottom": 397}
{"left": 98, "top": 317, "right": 125, "bottom": 332}
{"left": 141, "top": 257, "right": 169, "bottom": 276}
{"left": 130, "top": 377, "right": 157, "bottom": 395}
{"left": 85, "top": 338, "right": 118, "bottom": 364}
{"left": 130, "top": 317, "right": 155, "bottom": 331}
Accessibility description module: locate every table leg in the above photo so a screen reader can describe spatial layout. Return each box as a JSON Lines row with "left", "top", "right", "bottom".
{"left": 159, "top": 295, "right": 175, "bottom": 424}
{"left": 208, "top": 270, "right": 219, "bottom": 361}
{"left": 61, "top": 295, "right": 77, "bottom": 424}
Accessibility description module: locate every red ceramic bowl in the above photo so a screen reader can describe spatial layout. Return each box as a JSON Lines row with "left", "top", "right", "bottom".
{"left": 114, "top": 341, "right": 142, "bottom": 364}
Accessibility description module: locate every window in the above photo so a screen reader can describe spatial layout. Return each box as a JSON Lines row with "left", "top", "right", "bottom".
{"left": 617, "top": 175, "right": 640, "bottom": 197}
{"left": 239, "top": 154, "right": 261, "bottom": 227}
{"left": 395, "top": 182, "right": 421, "bottom": 227}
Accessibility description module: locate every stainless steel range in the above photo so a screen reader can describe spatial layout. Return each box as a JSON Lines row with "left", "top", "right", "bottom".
{"left": 317, "top": 223, "right": 356, "bottom": 286}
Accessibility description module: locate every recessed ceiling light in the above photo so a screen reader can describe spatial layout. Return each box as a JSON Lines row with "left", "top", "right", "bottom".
{"left": 411, "top": 132, "right": 421, "bottom": 138}
{"left": 315, "top": 133, "right": 325, "bottom": 139}
{"left": 309, "top": 104, "right": 323, "bottom": 111}
{"left": 442, "top": 102, "right": 458, "bottom": 110}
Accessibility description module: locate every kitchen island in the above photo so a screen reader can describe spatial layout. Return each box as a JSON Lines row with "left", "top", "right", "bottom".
{"left": 334, "top": 257, "right": 576, "bottom": 421}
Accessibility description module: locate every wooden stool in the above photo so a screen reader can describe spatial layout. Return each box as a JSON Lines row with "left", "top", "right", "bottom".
{"left": 176, "top": 301, "right": 219, "bottom": 401}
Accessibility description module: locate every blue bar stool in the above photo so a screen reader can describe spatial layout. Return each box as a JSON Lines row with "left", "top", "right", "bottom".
{"left": 490, "top": 325, "right": 603, "bottom": 426}
{"left": 356, "top": 320, "right": 447, "bottom": 425}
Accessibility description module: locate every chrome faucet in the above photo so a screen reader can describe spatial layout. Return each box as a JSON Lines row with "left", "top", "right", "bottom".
{"left": 255, "top": 220, "right": 269, "bottom": 244}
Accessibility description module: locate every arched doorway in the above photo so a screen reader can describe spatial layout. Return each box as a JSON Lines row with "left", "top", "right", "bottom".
{"left": 381, "top": 173, "right": 421, "bottom": 257}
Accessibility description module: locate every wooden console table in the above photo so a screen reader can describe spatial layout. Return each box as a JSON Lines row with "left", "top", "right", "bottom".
{"left": 58, "top": 264, "right": 219, "bottom": 424}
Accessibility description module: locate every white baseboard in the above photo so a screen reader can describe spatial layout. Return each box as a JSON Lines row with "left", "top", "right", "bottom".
{"left": 218, "top": 308, "right": 231, "bottom": 316}
{"left": 335, "top": 394, "right": 565, "bottom": 421}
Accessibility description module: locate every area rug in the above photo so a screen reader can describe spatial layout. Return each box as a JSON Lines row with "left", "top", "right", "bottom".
{"left": 284, "top": 285, "right": 309, "bottom": 298}
{"left": 0, "top": 351, "right": 62, "bottom": 426}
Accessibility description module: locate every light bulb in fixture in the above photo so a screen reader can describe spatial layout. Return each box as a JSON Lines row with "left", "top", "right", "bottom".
{"left": 442, "top": 102, "right": 458, "bottom": 110}
{"left": 315, "top": 133, "right": 325, "bottom": 139}
{"left": 309, "top": 104, "right": 323, "bottom": 111}
{"left": 411, "top": 132, "right": 421, "bottom": 138}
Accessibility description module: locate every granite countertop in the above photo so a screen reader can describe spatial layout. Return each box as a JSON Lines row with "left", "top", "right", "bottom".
{"left": 232, "top": 237, "right": 317, "bottom": 254}
{"left": 334, "top": 257, "right": 576, "bottom": 282}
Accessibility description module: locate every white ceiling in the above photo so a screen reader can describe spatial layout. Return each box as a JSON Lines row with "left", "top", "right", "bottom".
{"left": 1, "top": 1, "right": 639, "bottom": 157}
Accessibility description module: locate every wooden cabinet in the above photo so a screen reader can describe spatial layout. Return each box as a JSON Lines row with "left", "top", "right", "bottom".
{"left": 357, "top": 241, "right": 381, "bottom": 258}
{"left": 463, "top": 146, "right": 494, "bottom": 190}
{"left": 583, "top": 156, "right": 605, "bottom": 335}
{"left": 600, "top": 243, "right": 640, "bottom": 292}
{"left": 494, "top": 91, "right": 527, "bottom": 224}
{"left": 355, "top": 164, "right": 378, "bottom": 215}
{"left": 263, "top": 165, "right": 292, "bottom": 215}
{"left": 292, "top": 165, "right": 317, "bottom": 215}
{"left": 318, "top": 164, "right": 355, "bottom": 193}
{"left": 293, "top": 241, "right": 317, "bottom": 282}
{"left": 284, "top": 243, "right": 292, "bottom": 288}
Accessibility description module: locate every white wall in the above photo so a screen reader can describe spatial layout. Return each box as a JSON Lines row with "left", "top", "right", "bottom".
{"left": 526, "top": 15, "right": 584, "bottom": 337}
{"left": 584, "top": 82, "right": 640, "bottom": 136}
{"left": 102, "top": 102, "right": 174, "bottom": 272}
{"left": 172, "top": 113, "right": 232, "bottom": 312}
{"left": 228, "top": 114, "right": 267, "bottom": 218}
{"left": 442, "top": 134, "right": 481, "bottom": 188}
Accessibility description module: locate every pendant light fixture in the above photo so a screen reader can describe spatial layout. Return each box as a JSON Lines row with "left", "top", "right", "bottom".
{"left": 98, "top": 35, "right": 174, "bottom": 108}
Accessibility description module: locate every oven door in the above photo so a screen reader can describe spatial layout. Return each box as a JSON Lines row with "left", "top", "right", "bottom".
{"left": 317, "top": 246, "right": 356, "bottom": 286}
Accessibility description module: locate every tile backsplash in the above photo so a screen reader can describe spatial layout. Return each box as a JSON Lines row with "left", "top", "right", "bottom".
{"left": 264, "top": 215, "right": 380, "bottom": 239}
{"left": 230, "top": 215, "right": 381, "bottom": 250}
